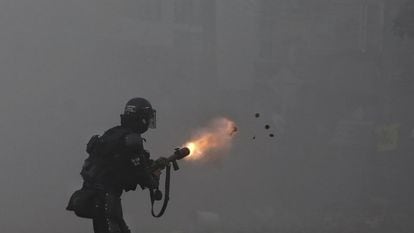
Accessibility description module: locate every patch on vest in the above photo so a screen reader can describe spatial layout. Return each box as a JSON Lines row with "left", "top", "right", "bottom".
{"left": 131, "top": 157, "right": 140, "bottom": 166}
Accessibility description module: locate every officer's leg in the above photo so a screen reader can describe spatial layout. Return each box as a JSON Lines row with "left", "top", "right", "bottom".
{"left": 112, "top": 197, "right": 130, "bottom": 233}
{"left": 93, "top": 192, "right": 130, "bottom": 233}
{"left": 92, "top": 215, "right": 107, "bottom": 233}
{"left": 92, "top": 192, "right": 108, "bottom": 233}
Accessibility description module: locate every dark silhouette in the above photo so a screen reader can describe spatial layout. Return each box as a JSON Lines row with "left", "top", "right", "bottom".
{"left": 66, "top": 98, "right": 160, "bottom": 233}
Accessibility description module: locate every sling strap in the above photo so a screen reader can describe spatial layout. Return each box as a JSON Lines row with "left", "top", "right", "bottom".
{"left": 150, "top": 164, "right": 171, "bottom": 218}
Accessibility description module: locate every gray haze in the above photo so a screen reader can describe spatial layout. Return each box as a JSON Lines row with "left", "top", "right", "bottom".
{"left": 0, "top": 0, "right": 413, "bottom": 232}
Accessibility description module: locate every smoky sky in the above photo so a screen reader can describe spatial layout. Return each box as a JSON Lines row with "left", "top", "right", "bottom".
{"left": 1, "top": 1, "right": 414, "bottom": 233}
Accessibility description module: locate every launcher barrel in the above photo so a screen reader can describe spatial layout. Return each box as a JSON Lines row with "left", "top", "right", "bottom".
{"left": 151, "top": 147, "right": 190, "bottom": 171}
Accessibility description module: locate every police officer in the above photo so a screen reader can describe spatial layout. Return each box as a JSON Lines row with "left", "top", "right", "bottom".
{"left": 67, "top": 97, "right": 160, "bottom": 233}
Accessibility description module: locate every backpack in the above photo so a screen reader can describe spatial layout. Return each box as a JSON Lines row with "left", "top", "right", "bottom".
{"left": 66, "top": 126, "right": 130, "bottom": 219}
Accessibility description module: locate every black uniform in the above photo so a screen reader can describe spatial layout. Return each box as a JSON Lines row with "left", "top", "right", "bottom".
{"left": 67, "top": 98, "right": 158, "bottom": 233}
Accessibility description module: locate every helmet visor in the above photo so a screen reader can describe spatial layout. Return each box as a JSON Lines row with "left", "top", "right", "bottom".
{"left": 137, "top": 107, "right": 156, "bottom": 129}
{"left": 148, "top": 109, "right": 156, "bottom": 129}
{"left": 124, "top": 106, "right": 156, "bottom": 129}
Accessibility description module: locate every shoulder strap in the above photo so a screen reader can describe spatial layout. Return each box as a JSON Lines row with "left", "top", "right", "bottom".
{"left": 150, "top": 164, "right": 171, "bottom": 218}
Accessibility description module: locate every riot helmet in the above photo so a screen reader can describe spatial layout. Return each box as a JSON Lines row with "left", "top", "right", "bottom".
{"left": 120, "top": 97, "right": 156, "bottom": 134}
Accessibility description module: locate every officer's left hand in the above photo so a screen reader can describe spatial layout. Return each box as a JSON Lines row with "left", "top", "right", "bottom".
{"left": 152, "top": 169, "right": 162, "bottom": 177}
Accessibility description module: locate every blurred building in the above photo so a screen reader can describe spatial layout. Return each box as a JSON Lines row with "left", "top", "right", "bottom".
{"left": 254, "top": 0, "right": 414, "bottom": 231}
{"left": 254, "top": 0, "right": 414, "bottom": 145}
{"left": 256, "top": 0, "right": 388, "bottom": 115}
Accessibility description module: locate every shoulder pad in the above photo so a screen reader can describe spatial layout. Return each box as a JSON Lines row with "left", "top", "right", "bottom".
{"left": 94, "top": 126, "right": 131, "bottom": 156}
{"left": 101, "top": 126, "right": 130, "bottom": 143}
{"left": 124, "top": 133, "right": 144, "bottom": 150}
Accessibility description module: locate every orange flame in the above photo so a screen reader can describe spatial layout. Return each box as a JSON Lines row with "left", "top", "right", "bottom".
{"left": 183, "top": 118, "right": 237, "bottom": 161}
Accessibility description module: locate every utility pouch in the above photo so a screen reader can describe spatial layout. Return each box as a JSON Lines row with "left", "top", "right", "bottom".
{"left": 66, "top": 188, "right": 99, "bottom": 219}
